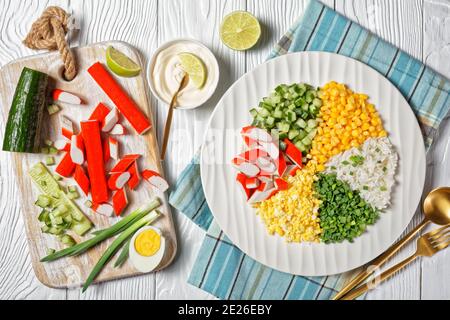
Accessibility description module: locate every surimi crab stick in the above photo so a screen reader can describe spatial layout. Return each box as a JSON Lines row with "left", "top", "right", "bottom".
{"left": 110, "top": 154, "right": 140, "bottom": 173}
{"left": 81, "top": 120, "right": 108, "bottom": 203}
{"left": 112, "top": 188, "right": 128, "bottom": 216}
{"left": 127, "top": 162, "right": 141, "bottom": 190}
{"left": 237, "top": 162, "right": 260, "bottom": 177}
{"left": 103, "top": 137, "right": 110, "bottom": 163}
{"left": 54, "top": 139, "right": 70, "bottom": 152}
{"left": 284, "top": 139, "right": 303, "bottom": 167}
{"left": 55, "top": 152, "right": 76, "bottom": 177}
{"left": 89, "top": 103, "right": 110, "bottom": 128}
{"left": 87, "top": 62, "right": 151, "bottom": 134}
{"left": 74, "top": 165, "right": 90, "bottom": 196}
{"left": 236, "top": 173, "right": 252, "bottom": 199}
{"left": 60, "top": 115, "right": 74, "bottom": 139}
{"left": 241, "top": 126, "right": 273, "bottom": 143}
{"left": 70, "top": 134, "right": 85, "bottom": 165}
{"left": 53, "top": 89, "right": 83, "bottom": 105}
{"left": 142, "top": 169, "right": 169, "bottom": 192}
{"left": 245, "top": 177, "right": 260, "bottom": 189}
{"left": 109, "top": 123, "right": 126, "bottom": 135}
{"left": 92, "top": 202, "right": 114, "bottom": 217}
{"left": 108, "top": 172, "right": 130, "bottom": 191}
{"left": 102, "top": 108, "right": 119, "bottom": 132}
{"left": 108, "top": 137, "right": 119, "bottom": 160}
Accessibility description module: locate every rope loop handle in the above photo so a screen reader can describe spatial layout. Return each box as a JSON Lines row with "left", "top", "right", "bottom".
{"left": 23, "top": 6, "right": 77, "bottom": 80}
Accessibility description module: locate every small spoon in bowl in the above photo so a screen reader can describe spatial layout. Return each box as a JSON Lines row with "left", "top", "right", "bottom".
{"left": 334, "top": 186, "right": 450, "bottom": 299}
{"left": 160, "top": 73, "right": 189, "bottom": 160}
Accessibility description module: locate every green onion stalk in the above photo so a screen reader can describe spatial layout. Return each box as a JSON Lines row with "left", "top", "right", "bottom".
{"left": 41, "top": 199, "right": 160, "bottom": 262}
{"left": 82, "top": 210, "right": 161, "bottom": 292}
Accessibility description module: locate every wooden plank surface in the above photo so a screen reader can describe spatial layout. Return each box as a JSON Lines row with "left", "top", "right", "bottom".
{"left": 0, "top": 41, "right": 177, "bottom": 289}
{"left": 0, "top": 0, "right": 448, "bottom": 300}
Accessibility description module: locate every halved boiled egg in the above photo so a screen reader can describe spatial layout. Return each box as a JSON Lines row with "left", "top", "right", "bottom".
{"left": 129, "top": 226, "right": 166, "bottom": 272}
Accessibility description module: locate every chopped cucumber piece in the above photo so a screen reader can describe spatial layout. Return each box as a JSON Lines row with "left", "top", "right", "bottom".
{"left": 45, "top": 156, "right": 55, "bottom": 166}
{"left": 288, "top": 129, "right": 299, "bottom": 140}
{"left": 41, "top": 225, "right": 50, "bottom": 233}
{"left": 47, "top": 103, "right": 60, "bottom": 115}
{"left": 60, "top": 234, "right": 76, "bottom": 247}
{"left": 38, "top": 210, "right": 49, "bottom": 222}
{"left": 35, "top": 195, "right": 51, "bottom": 208}
{"left": 249, "top": 108, "right": 258, "bottom": 117}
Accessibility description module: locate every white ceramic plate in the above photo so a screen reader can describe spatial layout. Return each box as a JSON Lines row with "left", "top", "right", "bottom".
{"left": 200, "top": 51, "right": 426, "bottom": 276}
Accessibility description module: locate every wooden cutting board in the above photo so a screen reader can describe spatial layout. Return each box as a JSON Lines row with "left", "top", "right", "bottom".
{"left": 0, "top": 41, "right": 177, "bottom": 288}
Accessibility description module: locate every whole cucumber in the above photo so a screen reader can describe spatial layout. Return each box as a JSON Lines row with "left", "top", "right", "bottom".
{"left": 2, "top": 67, "right": 48, "bottom": 153}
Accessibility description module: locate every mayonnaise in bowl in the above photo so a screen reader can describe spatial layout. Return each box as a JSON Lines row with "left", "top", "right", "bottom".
{"left": 148, "top": 39, "right": 219, "bottom": 109}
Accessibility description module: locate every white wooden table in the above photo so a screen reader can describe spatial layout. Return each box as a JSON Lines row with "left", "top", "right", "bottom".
{"left": 0, "top": 0, "right": 448, "bottom": 300}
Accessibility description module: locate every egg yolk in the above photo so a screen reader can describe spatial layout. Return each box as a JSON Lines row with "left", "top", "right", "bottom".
{"left": 134, "top": 229, "right": 161, "bottom": 256}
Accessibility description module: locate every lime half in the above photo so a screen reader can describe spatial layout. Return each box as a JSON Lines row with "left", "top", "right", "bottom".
{"left": 220, "top": 11, "right": 261, "bottom": 51}
{"left": 178, "top": 52, "right": 207, "bottom": 89}
{"left": 106, "top": 46, "right": 141, "bottom": 77}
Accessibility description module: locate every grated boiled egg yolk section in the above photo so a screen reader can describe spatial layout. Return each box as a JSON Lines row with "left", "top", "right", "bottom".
{"left": 309, "top": 81, "right": 387, "bottom": 170}
{"left": 256, "top": 163, "right": 322, "bottom": 242}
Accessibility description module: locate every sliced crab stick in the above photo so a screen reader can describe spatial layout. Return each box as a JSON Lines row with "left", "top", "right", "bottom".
{"left": 242, "top": 126, "right": 273, "bottom": 143}
{"left": 127, "top": 162, "right": 141, "bottom": 190}
{"left": 237, "top": 162, "right": 260, "bottom": 177}
{"left": 70, "top": 134, "right": 85, "bottom": 165}
{"left": 103, "top": 138, "right": 110, "bottom": 163}
{"left": 275, "top": 151, "right": 287, "bottom": 176}
{"left": 248, "top": 187, "right": 277, "bottom": 204}
{"left": 286, "top": 165, "right": 301, "bottom": 177}
{"left": 74, "top": 165, "right": 90, "bottom": 196}
{"left": 107, "top": 172, "right": 131, "bottom": 191}
{"left": 92, "top": 202, "right": 114, "bottom": 217}
{"left": 60, "top": 115, "right": 74, "bottom": 139}
{"left": 237, "top": 148, "right": 269, "bottom": 162}
{"left": 110, "top": 154, "right": 141, "bottom": 173}
{"left": 274, "top": 178, "right": 289, "bottom": 191}
{"left": 258, "top": 140, "right": 280, "bottom": 160}
{"left": 256, "top": 157, "right": 276, "bottom": 173}
{"left": 81, "top": 120, "right": 108, "bottom": 203}
{"left": 54, "top": 139, "right": 70, "bottom": 152}
{"left": 142, "top": 169, "right": 169, "bottom": 192}
{"left": 102, "top": 108, "right": 119, "bottom": 132}
{"left": 109, "top": 123, "right": 126, "bottom": 135}
{"left": 284, "top": 139, "right": 303, "bottom": 167}
{"left": 108, "top": 137, "right": 119, "bottom": 160}
{"left": 88, "top": 62, "right": 151, "bottom": 134}
{"left": 112, "top": 188, "right": 128, "bottom": 216}
{"left": 241, "top": 126, "right": 258, "bottom": 147}
{"left": 89, "top": 103, "right": 110, "bottom": 128}
{"left": 236, "top": 173, "right": 252, "bottom": 199}
{"left": 55, "top": 152, "right": 76, "bottom": 177}
{"left": 53, "top": 89, "right": 83, "bottom": 105}
{"left": 245, "top": 177, "right": 260, "bottom": 189}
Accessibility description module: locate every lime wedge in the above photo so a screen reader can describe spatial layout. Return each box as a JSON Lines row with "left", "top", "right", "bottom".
{"left": 220, "top": 11, "right": 261, "bottom": 51}
{"left": 106, "top": 46, "right": 141, "bottom": 77}
{"left": 178, "top": 52, "right": 207, "bottom": 89}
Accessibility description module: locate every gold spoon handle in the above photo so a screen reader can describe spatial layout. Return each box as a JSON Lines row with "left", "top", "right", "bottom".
{"left": 341, "top": 253, "right": 419, "bottom": 300}
{"left": 333, "top": 219, "right": 429, "bottom": 300}
{"left": 160, "top": 95, "right": 177, "bottom": 160}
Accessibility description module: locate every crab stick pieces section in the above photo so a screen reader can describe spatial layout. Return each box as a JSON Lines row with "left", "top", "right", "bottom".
{"left": 87, "top": 62, "right": 151, "bottom": 134}
{"left": 81, "top": 120, "right": 108, "bottom": 203}
{"left": 112, "top": 188, "right": 128, "bottom": 216}
{"left": 127, "top": 162, "right": 141, "bottom": 190}
{"left": 236, "top": 173, "right": 252, "bottom": 200}
{"left": 142, "top": 170, "right": 169, "bottom": 192}
{"left": 108, "top": 137, "right": 119, "bottom": 160}
{"left": 102, "top": 108, "right": 119, "bottom": 132}
{"left": 92, "top": 202, "right": 114, "bottom": 217}
{"left": 109, "top": 124, "right": 126, "bottom": 135}
{"left": 110, "top": 154, "right": 140, "bottom": 173}
{"left": 55, "top": 152, "right": 76, "bottom": 177}
{"left": 60, "top": 115, "right": 74, "bottom": 139}
{"left": 53, "top": 89, "right": 83, "bottom": 105}
{"left": 108, "top": 172, "right": 130, "bottom": 191}
{"left": 284, "top": 139, "right": 303, "bottom": 168}
{"left": 74, "top": 165, "right": 90, "bottom": 196}
{"left": 89, "top": 102, "right": 110, "bottom": 128}
{"left": 54, "top": 139, "right": 70, "bottom": 152}
{"left": 70, "top": 134, "right": 85, "bottom": 165}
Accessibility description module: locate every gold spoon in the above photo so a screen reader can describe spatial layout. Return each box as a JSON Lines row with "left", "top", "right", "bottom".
{"left": 160, "top": 73, "right": 189, "bottom": 160}
{"left": 334, "top": 187, "right": 450, "bottom": 300}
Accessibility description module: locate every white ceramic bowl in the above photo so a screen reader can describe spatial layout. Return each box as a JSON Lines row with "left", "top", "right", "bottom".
{"left": 147, "top": 38, "right": 220, "bottom": 109}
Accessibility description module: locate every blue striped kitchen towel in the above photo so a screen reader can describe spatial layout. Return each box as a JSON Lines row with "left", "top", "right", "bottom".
{"left": 169, "top": 0, "right": 450, "bottom": 300}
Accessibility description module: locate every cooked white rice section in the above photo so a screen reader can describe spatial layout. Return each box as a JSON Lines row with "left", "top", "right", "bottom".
{"left": 325, "top": 137, "right": 398, "bottom": 210}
